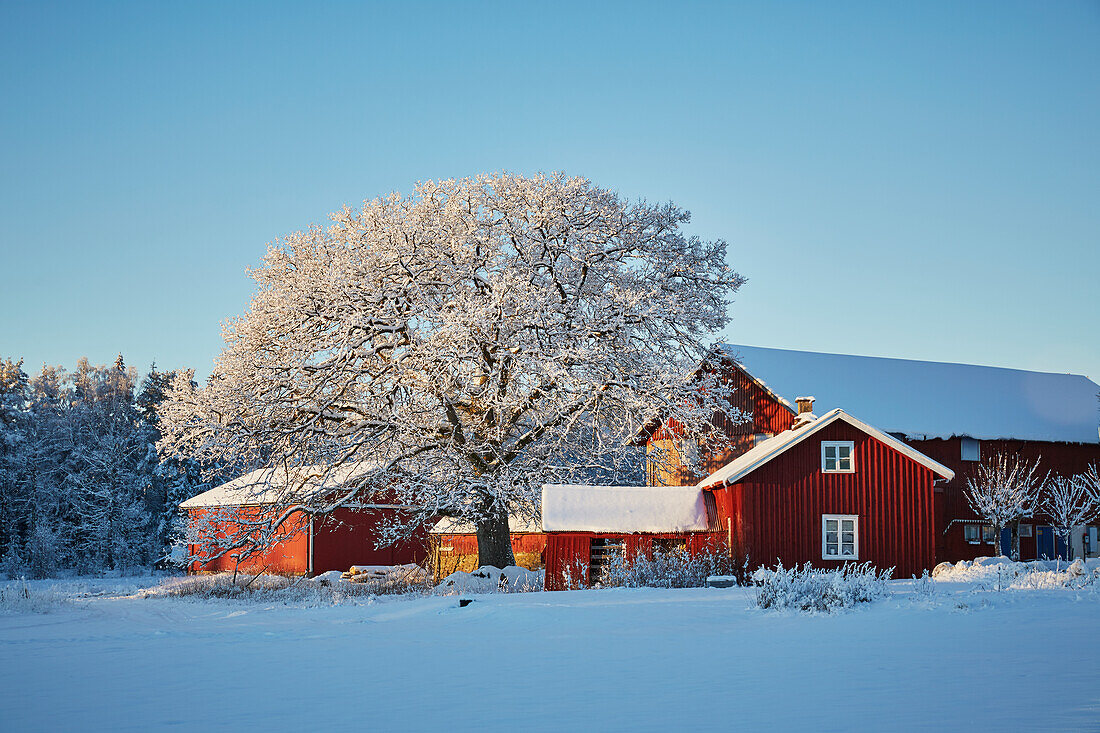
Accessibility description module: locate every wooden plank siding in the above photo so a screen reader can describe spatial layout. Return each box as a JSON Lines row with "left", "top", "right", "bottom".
{"left": 186, "top": 506, "right": 311, "bottom": 575}
{"left": 432, "top": 532, "right": 547, "bottom": 580}
{"left": 647, "top": 359, "right": 796, "bottom": 486}
{"left": 718, "top": 420, "right": 936, "bottom": 578}
{"left": 188, "top": 505, "right": 430, "bottom": 575}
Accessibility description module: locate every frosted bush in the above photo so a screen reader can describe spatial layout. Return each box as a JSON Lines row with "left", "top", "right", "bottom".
{"left": 0, "top": 578, "right": 73, "bottom": 614}
{"left": 142, "top": 572, "right": 423, "bottom": 604}
{"left": 755, "top": 562, "right": 893, "bottom": 612}
{"left": 599, "top": 548, "right": 750, "bottom": 589}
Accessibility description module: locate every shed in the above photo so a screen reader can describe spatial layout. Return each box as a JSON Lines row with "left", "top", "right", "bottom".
{"left": 541, "top": 484, "right": 722, "bottom": 590}
{"left": 180, "top": 464, "right": 429, "bottom": 575}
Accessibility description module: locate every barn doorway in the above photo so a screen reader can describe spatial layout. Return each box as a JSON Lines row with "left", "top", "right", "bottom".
{"left": 589, "top": 537, "right": 624, "bottom": 585}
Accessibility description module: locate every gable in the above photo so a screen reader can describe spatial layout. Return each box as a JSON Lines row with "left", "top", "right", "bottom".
{"left": 696, "top": 409, "right": 955, "bottom": 489}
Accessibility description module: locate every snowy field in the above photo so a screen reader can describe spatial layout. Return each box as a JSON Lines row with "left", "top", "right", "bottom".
{"left": 2, "top": 573, "right": 1099, "bottom": 732}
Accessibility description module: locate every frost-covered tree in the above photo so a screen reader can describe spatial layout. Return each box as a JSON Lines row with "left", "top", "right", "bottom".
{"left": 61, "top": 356, "right": 151, "bottom": 571}
{"left": 0, "top": 358, "right": 30, "bottom": 569}
{"left": 1043, "top": 473, "right": 1099, "bottom": 564}
{"left": 965, "top": 453, "right": 1044, "bottom": 559}
{"left": 158, "top": 173, "right": 746, "bottom": 568}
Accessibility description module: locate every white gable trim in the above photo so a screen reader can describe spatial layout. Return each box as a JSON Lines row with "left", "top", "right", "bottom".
{"left": 697, "top": 409, "right": 955, "bottom": 489}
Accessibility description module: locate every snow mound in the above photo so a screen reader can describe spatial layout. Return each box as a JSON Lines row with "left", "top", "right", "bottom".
{"left": 931, "top": 557, "right": 1100, "bottom": 588}
{"left": 434, "top": 566, "right": 544, "bottom": 595}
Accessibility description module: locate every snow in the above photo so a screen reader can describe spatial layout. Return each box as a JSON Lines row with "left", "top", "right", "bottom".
{"left": 180, "top": 462, "right": 381, "bottom": 508}
{"left": 722, "top": 344, "right": 1100, "bottom": 443}
{"left": 430, "top": 515, "right": 544, "bottom": 534}
{"left": 541, "top": 484, "right": 710, "bottom": 532}
{"left": 2, "top": 575, "right": 1099, "bottom": 731}
{"left": 697, "top": 409, "right": 954, "bottom": 489}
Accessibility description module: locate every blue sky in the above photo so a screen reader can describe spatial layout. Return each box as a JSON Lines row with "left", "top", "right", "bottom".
{"left": 2, "top": 1, "right": 1098, "bottom": 383}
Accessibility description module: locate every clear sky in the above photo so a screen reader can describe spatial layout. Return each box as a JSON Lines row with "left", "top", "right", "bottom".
{"left": 2, "top": 1, "right": 1098, "bottom": 384}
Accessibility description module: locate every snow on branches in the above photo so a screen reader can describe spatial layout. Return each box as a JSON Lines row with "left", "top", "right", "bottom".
{"left": 965, "top": 453, "right": 1044, "bottom": 558}
{"left": 1043, "top": 473, "right": 1099, "bottom": 563}
{"left": 157, "top": 173, "right": 747, "bottom": 567}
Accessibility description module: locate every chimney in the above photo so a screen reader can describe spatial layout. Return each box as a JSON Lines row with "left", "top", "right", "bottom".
{"left": 795, "top": 396, "right": 815, "bottom": 415}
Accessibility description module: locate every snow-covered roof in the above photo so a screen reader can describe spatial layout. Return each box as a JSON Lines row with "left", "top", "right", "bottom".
{"left": 541, "top": 484, "right": 710, "bottom": 533}
{"left": 722, "top": 344, "right": 1100, "bottom": 444}
{"left": 697, "top": 408, "right": 955, "bottom": 489}
{"left": 429, "top": 515, "right": 544, "bottom": 534}
{"left": 179, "top": 463, "right": 381, "bottom": 509}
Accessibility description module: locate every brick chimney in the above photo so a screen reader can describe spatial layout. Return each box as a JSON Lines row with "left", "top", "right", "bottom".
{"left": 795, "top": 396, "right": 815, "bottom": 415}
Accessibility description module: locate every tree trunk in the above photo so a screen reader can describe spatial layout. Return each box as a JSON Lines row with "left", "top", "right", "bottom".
{"left": 476, "top": 506, "right": 516, "bottom": 569}
{"left": 1010, "top": 519, "right": 1020, "bottom": 561}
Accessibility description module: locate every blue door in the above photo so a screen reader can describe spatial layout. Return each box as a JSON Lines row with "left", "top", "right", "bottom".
{"left": 1036, "top": 526, "right": 1054, "bottom": 559}
{"left": 1000, "top": 527, "right": 1012, "bottom": 557}
{"left": 1035, "top": 526, "right": 1068, "bottom": 560}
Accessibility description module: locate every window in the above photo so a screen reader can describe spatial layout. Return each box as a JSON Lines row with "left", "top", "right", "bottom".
{"left": 1019, "top": 524, "right": 1033, "bottom": 538}
{"left": 821, "top": 441, "right": 855, "bottom": 473}
{"left": 961, "top": 438, "right": 980, "bottom": 462}
{"left": 981, "top": 525, "right": 995, "bottom": 544}
{"left": 822, "top": 514, "right": 858, "bottom": 560}
{"left": 964, "top": 524, "right": 981, "bottom": 544}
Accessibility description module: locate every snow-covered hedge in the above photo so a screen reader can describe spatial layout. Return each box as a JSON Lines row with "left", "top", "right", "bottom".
{"left": 754, "top": 562, "right": 893, "bottom": 612}
{"left": 599, "top": 548, "right": 750, "bottom": 589}
{"left": 433, "top": 566, "right": 544, "bottom": 594}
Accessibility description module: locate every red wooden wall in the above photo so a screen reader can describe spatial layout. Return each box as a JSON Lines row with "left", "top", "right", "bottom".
{"left": 543, "top": 531, "right": 726, "bottom": 590}
{"left": 312, "top": 507, "right": 428, "bottom": 573}
{"left": 433, "top": 531, "right": 548, "bottom": 578}
{"left": 186, "top": 506, "right": 310, "bottom": 574}
{"left": 187, "top": 505, "right": 429, "bottom": 575}
{"left": 718, "top": 420, "right": 937, "bottom": 578}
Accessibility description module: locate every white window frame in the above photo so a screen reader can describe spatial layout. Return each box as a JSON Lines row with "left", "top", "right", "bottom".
{"left": 1019, "top": 523, "right": 1033, "bottom": 538}
{"left": 821, "top": 441, "right": 855, "bottom": 473}
{"left": 961, "top": 438, "right": 980, "bottom": 462}
{"left": 822, "top": 514, "right": 859, "bottom": 560}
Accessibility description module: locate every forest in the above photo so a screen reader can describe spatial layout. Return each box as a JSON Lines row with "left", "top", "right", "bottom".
{"left": 0, "top": 355, "right": 210, "bottom": 577}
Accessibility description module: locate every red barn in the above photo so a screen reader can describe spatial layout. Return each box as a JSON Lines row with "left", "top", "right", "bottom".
{"left": 181, "top": 466, "right": 429, "bottom": 575}
{"left": 646, "top": 344, "right": 1100, "bottom": 563}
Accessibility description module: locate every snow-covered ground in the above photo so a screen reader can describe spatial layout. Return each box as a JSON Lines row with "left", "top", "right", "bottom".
{"left": 2, "top": 574, "right": 1098, "bottom": 732}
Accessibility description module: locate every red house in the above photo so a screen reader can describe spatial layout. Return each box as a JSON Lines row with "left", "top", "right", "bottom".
{"left": 696, "top": 407, "right": 954, "bottom": 578}
{"left": 646, "top": 344, "right": 1100, "bottom": 562}
{"left": 181, "top": 466, "right": 429, "bottom": 575}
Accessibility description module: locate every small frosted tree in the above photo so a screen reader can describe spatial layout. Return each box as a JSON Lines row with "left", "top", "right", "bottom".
{"left": 158, "top": 173, "right": 747, "bottom": 569}
{"left": 1043, "top": 473, "right": 1099, "bottom": 565}
{"left": 965, "top": 453, "right": 1044, "bottom": 559}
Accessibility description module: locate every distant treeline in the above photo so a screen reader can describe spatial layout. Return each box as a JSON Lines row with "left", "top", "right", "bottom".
{"left": 0, "top": 355, "right": 211, "bottom": 578}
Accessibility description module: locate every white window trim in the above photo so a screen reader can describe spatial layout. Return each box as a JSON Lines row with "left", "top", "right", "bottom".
{"left": 822, "top": 514, "right": 859, "bottom": 560}
{"left": 821, "top": 441, "right": 855, "bottom": 473}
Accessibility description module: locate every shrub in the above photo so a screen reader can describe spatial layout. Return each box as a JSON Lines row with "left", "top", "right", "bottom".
{"left": 142, "top": 570, "right": 431, "bottom": 604}
{"left": 599, "top": 547, "right": 751, "bottom": 589}
{"left": 755, "top": 562, "right": 893, "bottom": 612}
